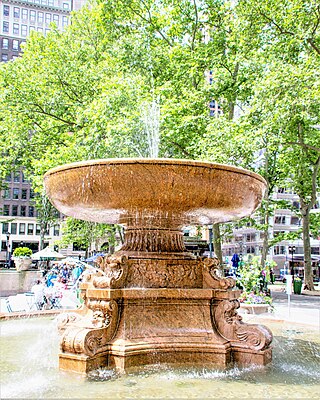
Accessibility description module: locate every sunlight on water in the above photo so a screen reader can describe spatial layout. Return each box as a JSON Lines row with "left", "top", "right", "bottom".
{"left": 1, "top": 317, "right": 319, "bottom": 399}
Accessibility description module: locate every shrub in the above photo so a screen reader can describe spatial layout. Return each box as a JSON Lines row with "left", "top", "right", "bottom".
{"left": 13, "top": 247, "right": 32, "bottom": 257}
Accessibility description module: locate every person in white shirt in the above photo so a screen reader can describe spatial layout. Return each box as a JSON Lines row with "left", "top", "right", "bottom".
{"left": 31, "top": 280, "right": 45, "bottom": 310}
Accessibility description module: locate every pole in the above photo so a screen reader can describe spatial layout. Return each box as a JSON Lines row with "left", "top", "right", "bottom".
{"left": 5, "top": 233, "right": 10, "bottom": 269}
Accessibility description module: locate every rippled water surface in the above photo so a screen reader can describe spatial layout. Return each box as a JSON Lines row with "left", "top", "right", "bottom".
{"left": 1, "top": 317, "right": 319, "bottom": 399}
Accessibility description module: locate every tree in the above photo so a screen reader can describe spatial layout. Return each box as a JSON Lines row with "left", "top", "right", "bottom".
{"left": 60, "top": 218, "right": 118, "bottom": 258}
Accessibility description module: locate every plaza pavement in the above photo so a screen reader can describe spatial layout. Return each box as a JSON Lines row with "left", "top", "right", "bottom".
{"left": 240, "top": 282, "right": 320, "bottom": 329}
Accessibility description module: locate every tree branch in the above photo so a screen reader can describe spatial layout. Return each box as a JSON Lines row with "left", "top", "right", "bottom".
{"left": 284, "top": 141, "right": 320, "bottom": 153}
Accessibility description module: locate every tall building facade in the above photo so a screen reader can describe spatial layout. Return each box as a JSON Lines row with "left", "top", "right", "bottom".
{"left": 0, "top": 0, "right": 72, "bottom": 62}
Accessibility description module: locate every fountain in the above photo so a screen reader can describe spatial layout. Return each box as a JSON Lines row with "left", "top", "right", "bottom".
{"left": 43, "top": 158, "right": 273, "bottom": 374}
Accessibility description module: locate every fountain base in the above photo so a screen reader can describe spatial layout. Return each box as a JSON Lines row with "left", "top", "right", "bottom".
{"left": 58, "top": 285, "right": 272, "bottom": 374}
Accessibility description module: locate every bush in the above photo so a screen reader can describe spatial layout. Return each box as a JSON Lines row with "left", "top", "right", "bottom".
{"left": 13, "top": 247, "right": 32, "bottom": 257}
{"left": 237, "top": 256, "right": 273, "bottom": 306}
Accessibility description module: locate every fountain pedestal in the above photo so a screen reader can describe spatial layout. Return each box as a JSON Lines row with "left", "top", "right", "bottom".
{"left": 58, "top": 257, "right": 272, "bottom": 374}
{"left": 45, "top": 159, "right": 273, "bottom": 374}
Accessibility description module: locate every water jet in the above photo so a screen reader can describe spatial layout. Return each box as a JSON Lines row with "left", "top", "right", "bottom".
{"left": 44, "top": 158, "right": 273, "bottom": 374}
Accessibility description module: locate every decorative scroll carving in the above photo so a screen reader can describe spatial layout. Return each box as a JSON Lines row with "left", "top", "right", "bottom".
{"left": 122, "top": 227, "right": 186, "bottom": 253}
{"left": 57, "top": 312, "right": 82, "bottom": 333}
{"left": 126, "top": 259, "right": 203, "bottom": 288}
{"left": 202, "top": 257, "right": 236, "bottom": 289}
{"left": 59, "top": 300, "right": 119, "bottom": 357}
{"left": 212, "top": 299, "right": 273, "bottom": 351}
{"left": 92, "top": 255, "right": 128, "bottom": 289}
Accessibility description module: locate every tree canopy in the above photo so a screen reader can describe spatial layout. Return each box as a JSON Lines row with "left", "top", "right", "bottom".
{"left": 0, "top": 0, "right": 319, "bottom": 286}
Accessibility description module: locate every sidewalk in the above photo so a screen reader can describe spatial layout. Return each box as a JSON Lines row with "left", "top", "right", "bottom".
{"left": 240, "top": 285, "right": 320, "bottom": 329}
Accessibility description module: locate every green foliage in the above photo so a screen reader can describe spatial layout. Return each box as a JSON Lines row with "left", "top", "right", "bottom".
{"left": 13, "top": 247, "right": 33, "bottom": 257}
{"left": 60, "top": 217, "right": 117, "bottom": 253}
{"left": 237, "top": 257, "right": 274, "bottom": 305}
{"left": 0, "top": 0, "right": 319, "bottom": 275}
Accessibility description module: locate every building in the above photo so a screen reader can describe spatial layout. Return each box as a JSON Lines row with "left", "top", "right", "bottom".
{"left": 221, "top": 187, "right": 320, "bottom": 279}
{"left": 0, "top": 0, "right": 74, "bottom": 62}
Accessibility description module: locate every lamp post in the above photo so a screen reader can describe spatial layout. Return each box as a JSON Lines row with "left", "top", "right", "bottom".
{"left": 208, "top": 225, "right": 213, "bottom": 258}
{"left": 288, "top": 245, "right": 296, "bottom": 276}
{"left": 5, "top": 232, "right": 11, "bottom": 269}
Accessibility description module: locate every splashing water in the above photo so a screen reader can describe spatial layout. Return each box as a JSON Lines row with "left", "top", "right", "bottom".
{"left": 1, "top": 317, "right": 319, "bottom": 399}
{"left": 141, "top": 98, "right": 160, "bottom": 158}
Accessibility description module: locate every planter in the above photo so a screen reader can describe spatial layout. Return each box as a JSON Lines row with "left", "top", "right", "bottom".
{"left": 240, "top": 303, "right": 270, "bottom": 315}
{"left": 293, "top": 280, "right": 302, "bottom": 295}
{"left": 13, "top": 257, "right": 33, "bottom": 272}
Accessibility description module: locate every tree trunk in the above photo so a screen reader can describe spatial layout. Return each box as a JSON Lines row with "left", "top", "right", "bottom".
{"left": 261, "top": 225, "right": 269, "bottom": 271}
{"left": 213, "top": 223, "right": 223, "bottom": 271}
{"left": 301, "top": 205, "right": 314, "bottom": 291}
{"left": 39, "top": 224, "right": 46, "bottom": 250}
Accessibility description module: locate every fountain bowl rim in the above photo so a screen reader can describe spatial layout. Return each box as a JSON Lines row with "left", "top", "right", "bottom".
{"left": 44, "top": 158, "right": 267, "bottom": 185}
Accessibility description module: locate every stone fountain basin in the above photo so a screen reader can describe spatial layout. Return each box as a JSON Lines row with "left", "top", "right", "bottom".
{"left": 44, "top": 158, "right": 266, "bottom": 227}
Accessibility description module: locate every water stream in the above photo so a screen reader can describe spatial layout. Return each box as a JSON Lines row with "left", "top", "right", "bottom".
{"left": 1, "top": 317, "right": 319, "bottom": 399}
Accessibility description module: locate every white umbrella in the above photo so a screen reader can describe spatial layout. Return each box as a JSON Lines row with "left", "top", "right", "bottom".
{"left": 31, "top": 247, "right": 66, "bottom": 260}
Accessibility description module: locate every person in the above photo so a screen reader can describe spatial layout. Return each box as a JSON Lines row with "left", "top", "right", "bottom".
{"left": 61, "top": 266, "right": 69, "bottom": 284}
{"left": 72, "top": 265, "right": 83, "bottom": 284}
{"left": 270, "top": 268, "right": 275, "bottom": 284}
{"left": 31, "top": 279, "right": 45, "bottom": 310}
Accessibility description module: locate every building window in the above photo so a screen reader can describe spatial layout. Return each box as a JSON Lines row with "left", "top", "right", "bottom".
{"left": 30, "top": 10, "right": 36, "bottom": 22}
{"left": 20, "top": 206, "right": 26, "bottom": 216}
{"left": 311, "top": 247, "right": 320, "bottom": 255}
{"left": 5, "top": 173, "right": 11, "bottom": 182}
{"left": 12, "top": 205, "right": 18, "bottom": 216}
{"left": 36, "top": 224, "right": 41, "bottom": 235}
{"left": 28, "top": 206, "right": 34, "bottom": 217}
{"left": 27, "top": 224, "right": 34, "bottom": 235}
{"left": 13, "top": 23, "right": 19, "bottom": 35}
{"left": 53, "top": 14, "right": 59, "bottom": 25}
{"left": 35, "top": 0, "right": 40, "bottom": 4}
{"left": 37, "top": 27, "right": 43, "bottom": 33}
{"left": 14, "top": 7, "right": 20, "bottom": 18}
{"left": 30, "top": 189, "right": 34, "bottom": 199}
{"left": 3, "top": 5, "right": 10, "bottom": 17}
{"left": 3, "top": 205, "right": 10, "bottom": 216}
{"left": 12, "top": 39, "right": 19, "bottom": 51}
{"left": 38, "top": 12, "right": 44, "bottom": 24}
{"left": 63, "top": 3, "right": 69, "bottom": 10}
{"left": 29, "top": 26, "right": 35, "bottom": 33}
{"left": 246, "top": 246, "right": 255, "bottom": 254}
{"left": 13, "top": 188, "right": 19, "bottom": 199}
{"left": 62, "top": 16, "right": 68, "bottom": 27}
{"left": 2, "top": 38, "right": 9, "bottom": 49}
{"left": 11, "top": 223, "right": 17, "bottom": 235}
{"left": 1, "top": 54, "right": 8, "bottom": 62}
{"left": 2, "top": 222, "right": 9, "bottom": 234}
{"left": 21, "top": 189, "right": 27, "bottom": 200}
{"left": 19, "top": 223, "right": 26, "bottom": 234}
{"left": 274, "top": 245, "right": 286, "bottom": 255}
{"left": 41, "top": 0, "right": 48, "bottom": 4}
{"left": 45, "top": 13, "right": 52, "bottom": 25}
{"left": 21, "top": 25, "right": 27, "bottom": 37}
{"left": 291, "top": 216, "right": 300, "bottom": 225}
{"left": 53, "top": 225, "right": 59, "bottom": 236}
{"left": 48, "top": 0, "right": 54, "bottom": 5}
{"left": 274, "top": 216, "right": 286, "bottom": 224}
{"left": 22, "top": 9, "right": 28, "bottom": 20}
{"left": 292, "top": 201, "right": 300, "bottom": 209}
{"left": 3, "top": 189, "right": 10, "bottom": 199}
{"left": 13, "top": 171, "right": 20, "bottom": 182}
{"left": 3, "top": 22, "right": 9, "bottom": 33}
{"left": 45, "top": 28, "right": 50, "bottom": 35}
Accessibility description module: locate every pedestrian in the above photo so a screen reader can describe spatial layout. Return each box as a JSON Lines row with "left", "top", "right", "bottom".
{"left": 31, "top": 279, "right": 45, "bottom": 310}
{"left": 270, "top": 268, "right": 275, "bottom": 284}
